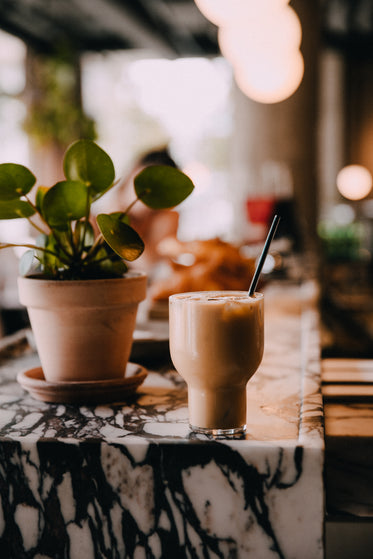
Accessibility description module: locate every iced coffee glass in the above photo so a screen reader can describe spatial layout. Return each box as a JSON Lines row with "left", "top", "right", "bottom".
{"left": 169, "top": 291, "right": 264, "bottom": 435}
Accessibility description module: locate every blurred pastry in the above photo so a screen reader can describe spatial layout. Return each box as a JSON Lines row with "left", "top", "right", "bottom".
{"left": 150, "top": 237, "right": 256, "bottom": 302}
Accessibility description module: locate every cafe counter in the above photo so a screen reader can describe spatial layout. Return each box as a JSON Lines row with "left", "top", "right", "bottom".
{"left": 0, "top": 282, "right": 324, "bottom": 559}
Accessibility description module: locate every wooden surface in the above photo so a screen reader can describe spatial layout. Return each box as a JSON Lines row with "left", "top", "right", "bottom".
{"left": 322, "top": 359, "right": 373, "bottom": 517}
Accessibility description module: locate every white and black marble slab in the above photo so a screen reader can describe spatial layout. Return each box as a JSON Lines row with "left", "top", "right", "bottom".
{"left": 0, "top": 283, "right": 324, "bottom": 559}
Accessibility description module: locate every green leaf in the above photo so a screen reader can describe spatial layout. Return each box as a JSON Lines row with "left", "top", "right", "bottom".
{"left": 97, "top": 258, "right": 128, "bottom": 277}
{"left": 0, "top": 163, "right": 36, "bottom": 201}
{"left": 97, "top": 213, "right": 144, "bottom": 261}
{"left": 91, "top": 245, "right": 128, "bottom": 277}
{"left": 63, "top": 139, "right": 115, "bottom": 196}
{"left": 134, "top": 165, "right": 194, "bottom": 209}
{"left": 35, "top": 186, "right": 48, "bottom": 214}
{"left": 0, "top": 199, "right": 35, "bottom": 219}
{"left": 42, "top": 180, "right": 88, "bottom": 229}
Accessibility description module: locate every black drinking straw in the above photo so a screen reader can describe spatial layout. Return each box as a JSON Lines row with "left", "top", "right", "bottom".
{"left": 248, "top": 214, "right": 281, "bottom": 296}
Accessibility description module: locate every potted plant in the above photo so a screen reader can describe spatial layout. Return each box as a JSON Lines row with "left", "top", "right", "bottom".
{"left": 0, "top": 140, "right": 194, "bottom": 383}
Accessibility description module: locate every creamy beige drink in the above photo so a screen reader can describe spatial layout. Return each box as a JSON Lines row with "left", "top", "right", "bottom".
{"left": 169, "top": 291, "right": 264, "bottom": 434}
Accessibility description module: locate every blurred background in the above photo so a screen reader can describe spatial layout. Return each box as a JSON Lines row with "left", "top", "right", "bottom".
{"left": 0, "top": 0, "right": 372, "bottom": 357}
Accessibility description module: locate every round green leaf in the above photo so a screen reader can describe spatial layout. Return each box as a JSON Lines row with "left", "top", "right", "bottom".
{"left": 63, "top": 140, "right": 115, "bottom": 196}
{"left": 134, "top": 165, "right": 194, "bottom": 209}
{"left": 42, "top": 180, "right": 88, "bottom": 229}
{"left": 97, "top": 213, "right": 144, "bottom": 261}
{"left": 0, "top": 163, "right": 36, "bottom": 201}
{"left": 0, "top": 199, "right": 35, "bottom": 219}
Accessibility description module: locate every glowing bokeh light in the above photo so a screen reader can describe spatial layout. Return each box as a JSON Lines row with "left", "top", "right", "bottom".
{"left": 218, "top": 6, "right": 302, "bottom": 64}
{"left": 234, "top": 49, "right": 304, "bottom": 104}
{"left": 0, "top": 30, "right": 26, "bottom": 64}
{"left": 194, "top": 0, "right": 290, "bottom": 26}
{"left": 201, "top": 0, "right": 303, "bottom": 104}
{"left": 336, "top": 165, "right": 373, "bottom": 200}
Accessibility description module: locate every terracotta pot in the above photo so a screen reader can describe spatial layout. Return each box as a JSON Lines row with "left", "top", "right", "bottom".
{"left": 18, "top": 273, "right": 147, "bottom": 382}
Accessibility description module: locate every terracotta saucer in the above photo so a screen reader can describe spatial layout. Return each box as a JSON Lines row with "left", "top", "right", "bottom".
{"left": 17, "top": 362, "right": 148, "bottom": 405}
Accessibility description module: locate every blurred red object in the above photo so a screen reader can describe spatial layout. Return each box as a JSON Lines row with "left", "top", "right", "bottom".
{"left": 246, "top": 197, "right": 275, "bottom": 225}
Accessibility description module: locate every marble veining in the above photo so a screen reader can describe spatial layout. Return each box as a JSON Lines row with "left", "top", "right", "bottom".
{"left": 0, "top": 283, "right": 324, "bottom": 559}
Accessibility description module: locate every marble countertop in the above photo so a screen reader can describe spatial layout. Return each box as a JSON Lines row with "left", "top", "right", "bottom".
{"left": 0, "top": 282, "right": 324, "bottom": 559}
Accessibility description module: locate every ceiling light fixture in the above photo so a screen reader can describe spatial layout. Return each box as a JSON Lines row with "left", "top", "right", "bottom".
{"left": 195, "top": 0, "right": 303, "bottom": 104}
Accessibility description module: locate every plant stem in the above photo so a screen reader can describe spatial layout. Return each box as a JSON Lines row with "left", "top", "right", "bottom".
{"left": 27, "top": 218, "right": 48, "bottom": 236}
{"left": 24, "top": 196, "right": 49, "bottom": 235}
{"left": 0, "top": 242, "right": 64, "bottom": 260}
{"left": 24, "top": 194, "right": 38, "bottom": 213}
{"left": 24, "top": 194, "right": 73, "bottom": 265}
{"left": 79, "top": 190, "right": 91, "bottom": 253}
{"left": 67, "top": 224, "right": 77, "bottom": 257}
{"left": 83, "top": 233, "right": 104, "bottom": 262}
{"left": 49, "top": 230, "right": 73, "bottom": 261}
{"left": 123, "top": 197, "right": 140, "bottom": 215}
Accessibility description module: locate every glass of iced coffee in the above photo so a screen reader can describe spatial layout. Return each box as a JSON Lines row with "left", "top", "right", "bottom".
{"left": 169, "top": 291, "right": 264, "bottom": 435}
